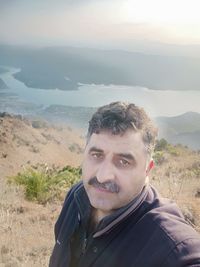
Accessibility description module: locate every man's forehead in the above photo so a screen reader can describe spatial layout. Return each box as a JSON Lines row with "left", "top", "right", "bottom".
{"left": 86, "top": 131, "right": 147, "bottom": 154}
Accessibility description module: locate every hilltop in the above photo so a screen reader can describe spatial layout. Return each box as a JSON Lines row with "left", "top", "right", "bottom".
{"left": 0, "top": 112, "right": 84, "bottom": 180}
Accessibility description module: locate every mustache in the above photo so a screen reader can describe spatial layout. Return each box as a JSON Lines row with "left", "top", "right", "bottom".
{"left": 88, "top": 177, "right": 120, "bottom": 193}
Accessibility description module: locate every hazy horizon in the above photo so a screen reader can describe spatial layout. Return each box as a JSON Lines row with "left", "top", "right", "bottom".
{"left": 1, "top": 0, "right": 200, "bottom": 52}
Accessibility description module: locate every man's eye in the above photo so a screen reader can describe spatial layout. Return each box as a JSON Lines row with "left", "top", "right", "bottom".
{"left": 119, "top": 159, "right": 130, "bottom": 166}
{"left": 90, "top": 153, "right": 103, "bottom": 159}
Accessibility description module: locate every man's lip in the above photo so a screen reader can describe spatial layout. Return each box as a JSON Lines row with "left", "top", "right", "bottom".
{"left": 92, "top": 185, "right": 114, "bottom": 193}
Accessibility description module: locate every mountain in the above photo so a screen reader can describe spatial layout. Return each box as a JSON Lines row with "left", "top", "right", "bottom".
{"left": 108, "top": 39, "right": 200, "bottom": 58}
{"left": 156, "top": 112, "right": 200, "bottom": 150}
{"left": 40, "top": 105, "right": 96, "bottom": 129}
{"left": 0, "top": 45, "right": 200, "bottom": 91}
{"left": 169, "top": 131, "right": 200, "bottom": 150}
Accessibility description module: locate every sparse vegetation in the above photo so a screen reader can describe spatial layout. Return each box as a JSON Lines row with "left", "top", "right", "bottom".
{"left": 8, "top": 164, "right": 81, "bottom": 204}
{"left": 153, "top": 139, "right": 181, "bottom": 164}
{"left": 155, "top": 138, "right": 168, "bottom": 151}
{"left": 68, "top": 142, "right": 83, "bottom": 154}
{"left": 188, "top": 161, "right": 200, "bottom": 176}
{"left": 29, "top": 145, "right": 40, "bottom": 153}
{"left": 32, "top": 120, "right": 48, "bottom": 129}
{"left": 153, "top": 151, "right": 166, "bottom": 165}
{"left": 167, "top": 144, "right": 180, "bottom": 156}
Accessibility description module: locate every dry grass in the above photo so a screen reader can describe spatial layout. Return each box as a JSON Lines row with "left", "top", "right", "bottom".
{"left": 0, "top": 114, "right": 84, "bottom": 267}
{"left": 0, "top": 177, "right": 60, "bottom": 267}
{"left": 151, "top": 145, "right": 200, "bottom": 232}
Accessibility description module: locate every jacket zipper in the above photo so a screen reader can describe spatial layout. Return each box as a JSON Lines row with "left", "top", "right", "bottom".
{"left": 82, "top": 237, "right": 88, "bottom": 254}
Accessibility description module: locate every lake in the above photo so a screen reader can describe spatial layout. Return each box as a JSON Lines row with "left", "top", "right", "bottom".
{"left": 0, "top": 66, "right": 200, "bottom": 118}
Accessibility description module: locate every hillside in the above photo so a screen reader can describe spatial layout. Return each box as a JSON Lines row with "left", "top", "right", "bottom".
{"left": 0, "top": 114, "right": 200, "bottom": 266}
{"left": 0, "top": 113, "right": 86, "bottom": 266}
{"left": 0, "top": 112, "right": 84, "bottom": 180}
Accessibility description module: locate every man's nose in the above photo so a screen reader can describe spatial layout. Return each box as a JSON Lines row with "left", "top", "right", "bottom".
{"left": 96, "top": 160, "right": 115, "bottom": 183}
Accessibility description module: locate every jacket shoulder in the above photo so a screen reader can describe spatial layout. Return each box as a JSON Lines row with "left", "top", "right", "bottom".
{"left": 144, "top": 196, "right": 200, "bottom": 266}
{"left": 54, "top": 181, "right": 83, "bottom": 240}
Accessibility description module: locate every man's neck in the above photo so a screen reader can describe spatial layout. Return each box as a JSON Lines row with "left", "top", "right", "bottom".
{"left": 91, "top": 208, "right": 113, "bottom": 225}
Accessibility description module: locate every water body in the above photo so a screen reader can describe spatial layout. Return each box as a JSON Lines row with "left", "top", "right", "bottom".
{"left": 0, "top": 66, "right": 200, "bottom": 118}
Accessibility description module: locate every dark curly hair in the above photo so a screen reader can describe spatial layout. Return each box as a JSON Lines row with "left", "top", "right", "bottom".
{"left": 87, "top": 101, "right": 158, "bottom": 154}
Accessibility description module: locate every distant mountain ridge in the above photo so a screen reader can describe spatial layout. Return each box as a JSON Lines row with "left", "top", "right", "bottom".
{"left": 0, "top": 101, "right": 199, "bottom": 149}
{"left": 155, "top": 112, "right": 200, "bottom": 150}
{"left": 156, "top": 112, "right": 200, "bottom": 134}
{"left": 0, "top": 44, "right": 200, "bottom": 91}
{"left": 40, "top": 106, "right": 200, "bottom": 150}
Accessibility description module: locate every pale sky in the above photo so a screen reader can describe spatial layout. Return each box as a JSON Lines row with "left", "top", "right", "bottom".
{"left": 0, "top": 0, "right": 200, "bottom": 47}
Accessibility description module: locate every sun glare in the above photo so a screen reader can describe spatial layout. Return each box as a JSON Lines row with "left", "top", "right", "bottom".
{"left": 119, "top": 0, "right": 200, "bottom": 42}
{"left": 122, "top": 0, "right": 200, "bottom": 25}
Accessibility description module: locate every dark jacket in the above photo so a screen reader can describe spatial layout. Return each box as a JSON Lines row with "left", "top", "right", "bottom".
{"left": 49, "top": 182, "right": 200, "bottom": 267}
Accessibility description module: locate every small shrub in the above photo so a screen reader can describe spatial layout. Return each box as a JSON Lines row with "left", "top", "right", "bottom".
{"left": 155, "top": 138, "right": 168, "bottom": 151}
{"left": 68, "top": 143, "right": 83, "bottom": 154}
{"left": 68, "top": 143, "right": 76, "bottom": 152}
{"left": 32, "top": 120, "right": 47, "bottom": 129}
{"left": 8, "top": 164, "right": 81, "bottom": 204}
{"left": 30, "top": 146, "right": 40, "bottom": 153}
{"left": 167, "top": 145, "right": 180, "bottom": 156}
{"left": 153, "top": 151, "right": 166, "bottom": 165}
{"left": 195, "top": 189, "right": 200, "bottom": 198}
{"left": 187, "top": 162, "right": 200, "bottom": 177}
{"left": 2, "top": 152, "right": 7, "bottom": 158}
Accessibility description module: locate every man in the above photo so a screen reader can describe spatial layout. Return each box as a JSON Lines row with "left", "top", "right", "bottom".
{"left": 49, "top": 102, "right": 200, "bottom": 267}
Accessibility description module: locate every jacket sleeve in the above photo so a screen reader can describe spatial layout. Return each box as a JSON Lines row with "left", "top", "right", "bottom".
{"left": 161, "top": 238, "right": 200, "bottom": 267}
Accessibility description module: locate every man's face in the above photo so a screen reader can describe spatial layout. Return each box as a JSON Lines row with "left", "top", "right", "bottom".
{"left": 82, "top": 130, "right": 150, "bottom": 217}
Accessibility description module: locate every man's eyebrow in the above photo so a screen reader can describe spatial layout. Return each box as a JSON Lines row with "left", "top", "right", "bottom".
{"left": 116, "top": 153, "right": 135, "bottom": 161}
{"left": 88, "top": 147, "right": 104, "bottom": 153}
{"left": 88, "top": 148, "right": 136, "bottom": 161}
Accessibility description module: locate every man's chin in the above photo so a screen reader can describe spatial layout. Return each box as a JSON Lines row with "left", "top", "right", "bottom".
{"left": 89, "top": 197, "right": 114, "bottom": 213}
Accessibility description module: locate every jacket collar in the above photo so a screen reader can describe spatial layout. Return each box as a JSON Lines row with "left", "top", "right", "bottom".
{"left": 74, "top": 181, "right": 149, "bottom": 238}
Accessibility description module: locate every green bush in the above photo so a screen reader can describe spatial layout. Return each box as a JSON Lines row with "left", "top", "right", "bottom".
{"left": 155, "top": 139, "right": 180, "bottom": 156}
{"left": 9, "top": 164, "right": 81, "bottom": 204}
{"left": 188, "top": 162, "right": 200, "bottom": 177}
{"left": 31, "top": 120, "right": 48, "bottom": 129}
{"left": 167, "top": 145, "right": 180, "bottom": 156}
{"left": 155, "top": 138, "right": 168, "bottom": 151}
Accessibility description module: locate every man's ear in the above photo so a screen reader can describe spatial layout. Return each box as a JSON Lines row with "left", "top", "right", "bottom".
{"left": 146, "top": 159, "right": 154, "bottom": 176}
